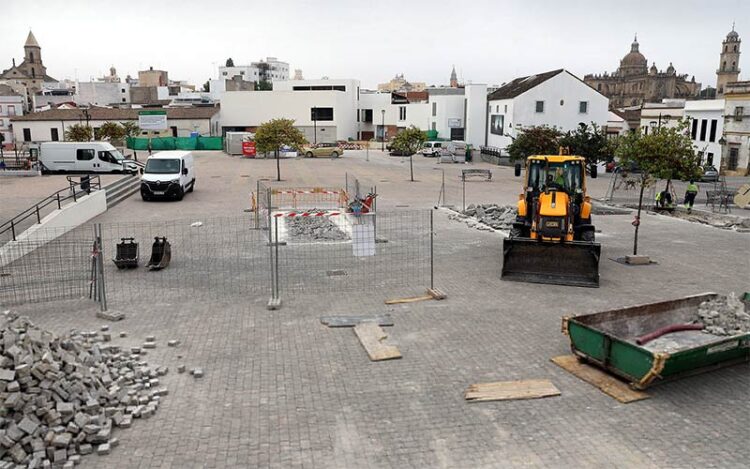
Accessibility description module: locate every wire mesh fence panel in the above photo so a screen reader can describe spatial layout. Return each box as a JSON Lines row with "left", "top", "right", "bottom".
{"left": 273, "top": 210, "right": 432, "bottom": 299}
{"left": 0, "top": 225, "right": 93, "bottom": 307}
{"left": 100, "top": 217, "right": 270, "bottom": 306}
{"left": 437, "top": 168, "right": 502, "bottom": 212}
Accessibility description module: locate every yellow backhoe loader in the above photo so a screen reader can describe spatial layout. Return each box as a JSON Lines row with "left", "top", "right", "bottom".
{"left": 502, "top": 152, "right": 601, "bottom": 287}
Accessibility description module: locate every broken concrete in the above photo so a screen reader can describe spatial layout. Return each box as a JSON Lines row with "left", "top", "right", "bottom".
{"left": 698, "top": 293, "right": 750, "bottom": 336}
{"left": 448, "top": 204, "right": 517, "bottom": 232}
{"left": 286, "top": 217, "right": 349, "bottom": 241}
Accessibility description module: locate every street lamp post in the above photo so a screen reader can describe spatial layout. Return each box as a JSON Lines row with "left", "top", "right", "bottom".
{"left": 381, "top": 109, "right": 385, "bottom": 152}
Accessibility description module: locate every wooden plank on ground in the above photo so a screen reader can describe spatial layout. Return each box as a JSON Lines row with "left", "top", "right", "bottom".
{"left": 464, "top": 379, "right": 560, "bottom": 403}
{"left": 320, "top": 315, "right": 393, "bottom": 328}
{"left": 353, "top": 323, "right": 402, "bottom": 361}
{"left": 551, "top": 355, "right": 650, "bottom": 404}
{"left": 384, "top": 294, "right": 432, "bottom": 305}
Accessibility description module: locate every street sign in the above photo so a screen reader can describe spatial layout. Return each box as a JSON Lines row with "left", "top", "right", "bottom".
{"left": 138, "top": 110, "right": 168, "bottom": 131}
{"left": 448, "top": 118, "right": 462, "bottom": 128}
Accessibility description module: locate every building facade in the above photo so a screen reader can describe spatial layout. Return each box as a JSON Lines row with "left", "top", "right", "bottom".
{"left": 11, "top": 107, "right": 220, "bottom": 143}
{"left": 487, "top": 69, "right": 609, "bottom": 149}
{"left": 584, "top": 36, "right": 700, "bottom": 109}
{"left": 638, "top": 101, "right": 685, "bottom": 134}
{"left": 716, "top": 28, "right": 741, "bottom": 97}
{"left": 0, "top": 84, "right": 25, "bottom": 147}
{"left": 721, "top": 81, "right": 750, "bottom": 175}
{"left": 218, "top": 57, "right": 289, "bottom": 84}
{"left": 684, "top": 99, "right": 724, "bottom": 168}
{"left": 0, "top": 31, "right": 57, "bottom": 111}
{"left": 377, "top": 74, "right": 426, "bottom": 93}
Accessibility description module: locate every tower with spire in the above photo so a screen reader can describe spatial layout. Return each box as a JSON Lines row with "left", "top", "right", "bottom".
{"left": 0, "top": 30, "right": 57, "bottom": 111}
{"left": 450, "top": 65, "right": 458, "bottom": 88}
{"left": 717, "top": 23, "right": 741, "bottom": 97}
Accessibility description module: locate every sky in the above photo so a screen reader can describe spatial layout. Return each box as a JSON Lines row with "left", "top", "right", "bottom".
{"left": 3, "top": 0, "right": 747, "bottom": 90}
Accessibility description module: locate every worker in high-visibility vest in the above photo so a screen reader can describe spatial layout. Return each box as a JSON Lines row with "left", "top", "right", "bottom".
{"left": 684, "top": 180, "right": 699, "bottom": 213}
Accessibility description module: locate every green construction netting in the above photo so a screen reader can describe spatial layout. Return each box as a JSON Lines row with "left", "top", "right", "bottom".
{"left": 126, "top": 137, "right": 224, "bottom": 151}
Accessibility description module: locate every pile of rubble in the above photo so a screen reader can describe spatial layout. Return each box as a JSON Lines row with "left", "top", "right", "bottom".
{"left": 0, "top": 312, "right": 168, "bottom": 467}
{"left": 448, "top": 204, "right": 517, "bottom": 232}
{"left": 287, "top": 217, "right": 349, "bottom": 241}
{"left": 697, "top": 293, "right": 750, "bottom": 336}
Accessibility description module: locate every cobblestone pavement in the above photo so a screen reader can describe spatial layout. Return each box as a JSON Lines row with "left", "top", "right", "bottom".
{"left": 7, "top": 150, "right": 750, "bottom": 468}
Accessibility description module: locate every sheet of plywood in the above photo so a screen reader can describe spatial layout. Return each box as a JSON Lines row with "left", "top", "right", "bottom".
{"left": 551, "top": 355, "right": 650, "bottom": 404}
{"left": 464, "top": 379, "right": 560, "bottom": 402}
{"left": 353, "top": 323, "right": 401, "bottom": 361}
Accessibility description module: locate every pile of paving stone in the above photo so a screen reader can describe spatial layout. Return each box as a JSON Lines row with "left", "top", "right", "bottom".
{"left": 0, "top": 312, "right": 168, "bottom": 467}
{"left": 286, "top": 217, "right": 349, "bottom": 241}
{"left": 697, "top": 293, "right": 750, "bottom": 336}
{"left": 448, "top": 204, "right": 517, "bottom": 231}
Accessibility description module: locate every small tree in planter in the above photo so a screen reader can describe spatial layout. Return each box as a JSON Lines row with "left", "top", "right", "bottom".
{"left": 391, "top": 126, "right": 426, "bottom": 182}
{"left": 614, "top": 120, "right": 700, "bottom": 260}
{"left": 254, "top": 118, "right": 307, "bottom": 181}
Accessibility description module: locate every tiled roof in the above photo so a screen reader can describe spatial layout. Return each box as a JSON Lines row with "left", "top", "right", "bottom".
{"left": 487, "top": 69, "right": 564, "bottom": 100}
{"left": 12, "top": 106, "right": 219, "bottom": 121}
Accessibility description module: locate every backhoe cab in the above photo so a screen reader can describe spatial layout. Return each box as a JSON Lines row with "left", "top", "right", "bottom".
{"left": 502, "top": 152, "right": 601, "bottom": 287}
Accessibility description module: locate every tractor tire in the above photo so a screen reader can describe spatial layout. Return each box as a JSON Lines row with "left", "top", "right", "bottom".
{"left": 510, "top": 226, "right": 524, "bottom": 238}
{"left": 582, "top": 230, "right": 595, "bottom": 242}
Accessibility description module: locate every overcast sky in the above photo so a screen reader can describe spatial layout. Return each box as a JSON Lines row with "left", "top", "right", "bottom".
{"left": 3, "top": 0, "right": 747, "bottom": 90}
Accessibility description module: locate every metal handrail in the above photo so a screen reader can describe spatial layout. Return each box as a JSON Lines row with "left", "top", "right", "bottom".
{"left": 0, "top": 175, "right": 101, "bottom": 241}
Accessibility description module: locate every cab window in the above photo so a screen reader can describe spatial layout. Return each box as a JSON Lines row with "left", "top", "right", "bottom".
{"left": 528, "top": 161, "right": 583, "bottom": 193}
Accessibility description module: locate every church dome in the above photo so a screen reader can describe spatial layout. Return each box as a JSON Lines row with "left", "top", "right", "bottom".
{"left": 666, "top": 62, "right": 675, "bottom": 74}
{"left": 727, "top": 29, "right": 739, "bottom": 41}
{"left": 618, "top": 36, "right": 648, "bottom": 76}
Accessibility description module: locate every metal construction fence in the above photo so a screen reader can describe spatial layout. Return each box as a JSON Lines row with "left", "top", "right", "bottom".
{"left": 1, "top": 208, "right": 436, "bottom": 310}
{"left": 436, "top": 167, "right": 500, "bottom": 212}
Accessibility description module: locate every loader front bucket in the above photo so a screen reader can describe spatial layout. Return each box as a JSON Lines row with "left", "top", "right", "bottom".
{"left": 147, "top": 237, "right": 172, "bottom": 271}
{"left": 501, "top": 237, "right": 600, "bottom": 287}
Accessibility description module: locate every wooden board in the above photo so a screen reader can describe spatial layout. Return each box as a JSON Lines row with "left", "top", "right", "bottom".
{"left": 384, "top": 294, "right": 432, "bottom": 305}
{"left": 551, "top": 355, "right": 650, "bottom": 404}
{"left": 320, "top": 315, "right": 393, "bottom": 328}
{"left": 464, "top": 379, "right": 560, "bottom": 403}
{"left": 353, "top": 323, "right": 402, "bottom": 361}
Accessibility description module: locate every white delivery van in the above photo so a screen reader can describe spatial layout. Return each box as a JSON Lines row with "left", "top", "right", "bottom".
{"left": 420, "top": 141, "right": 443, "bottom": 157}
{"left": 140, "top": 151, "right": 195, "bottom": 201}
{"left": 39, "top": 142, "right": 137, "bottom": 174}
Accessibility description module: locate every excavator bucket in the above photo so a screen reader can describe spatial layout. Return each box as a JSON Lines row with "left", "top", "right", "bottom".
{"left": 501, "top": 237, "right": 601, "bottom": 287}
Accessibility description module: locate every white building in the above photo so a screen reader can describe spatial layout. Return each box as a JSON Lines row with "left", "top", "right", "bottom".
{"left": 218, "top": 57, "right": 289, "bottom": 83}
{"left": 75, "top": 81, "right": 131, "bottom": 106}
{"left": 684, "top": 99, "right": 724, "bottom": 168}
{"left": 722, "top": 81, "right": 750, "bottom": 175}
{"left": 486, "top": 69, "right": 609, "bottom": 149}
{"left": 0, "top": 84, "right": 25, "bottom": 147}
{"left": 220, "top": 79, "right": 360, "bottom": 142}
{"left": 606, "top": 110, "right": 629, "bottom": 137}
{"left": 11, "top": 107, "right": 220, "bottom": 143}
{"left": 639, "top": 100, "right": 685, "bottom": 134}
{"left": 357, "top": 91, "right": 430, "bottom": 141}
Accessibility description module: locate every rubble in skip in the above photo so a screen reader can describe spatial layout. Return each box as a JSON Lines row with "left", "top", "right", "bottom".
{"left": 286, "top": 217, "right": 349, "bottom": 241}
{"left": 698, "top": 294, "right": 750, "bottom": 336}
{"left": 0, "top": 311, "right": 168, "bottom": 467}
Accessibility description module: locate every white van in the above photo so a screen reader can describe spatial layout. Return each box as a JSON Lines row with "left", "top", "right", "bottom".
{"left": 39, "top": 142, "right": 137, "bottom": 174}
{"left": 140, "top": 151, "right": 195, "bottom": 201}
{"left": 420, "top": 141, "right": 443, "bottom": 157}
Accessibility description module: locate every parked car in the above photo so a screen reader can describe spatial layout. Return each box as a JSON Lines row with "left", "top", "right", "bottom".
{"left": 700, "top": 166, "right": 719, "bottom": 182}
{"left": 301, "top": 143, "right": 344, "bottom": 158}
{"left": 420, "top": 141, "right": 444, "bottom": 157}
{"left": 140, "top": 151, "right": 195, "bottom": 201}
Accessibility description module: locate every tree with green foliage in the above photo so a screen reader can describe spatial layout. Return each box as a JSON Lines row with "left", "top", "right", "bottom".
{"left": 98, "top": 121, "right": 126, "bottom": 142}
{"left": 558, "top": 122, "right": 614, "bottom": 172}
{"left": 392, "top": 126, "right": 426, "bottom": 182}
{"left": 614, "top": 119, "right": 700, "bottom": 255}
{"left": 255, "top": 80, "right": 272, "bottom": 91}
{"left": 254, "top": 118, "right": 307, "bottom": 181}
{"left": 65, "top": 124, "right": 93, "bottom": 142}
{"left": 225, "top": 58, "right": 234, "bottom": 67}
{"left": 506, "top": 126, "right": 562, "bottom": 162}
{"left": 121, "top": 121, "right": 140, "bottom": 139}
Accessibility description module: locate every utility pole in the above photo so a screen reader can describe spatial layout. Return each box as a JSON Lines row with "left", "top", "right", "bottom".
{"left": 381, "top": 109, "right": 385, "bottom": 152}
